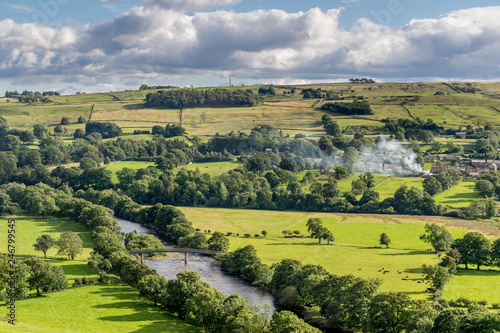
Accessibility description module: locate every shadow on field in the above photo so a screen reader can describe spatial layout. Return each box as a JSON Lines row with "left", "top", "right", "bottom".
{"left": 378, "top": 250, "right": 430, "bottom": 256}
{"left": 455, "top": 269, "right": 500, "bottom": 276}
{"left": 123, "top": 104, "right": 146, "bottom": 110}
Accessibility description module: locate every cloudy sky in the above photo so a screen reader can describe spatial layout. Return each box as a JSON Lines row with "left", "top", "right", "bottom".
{"left": 1, "top": 0, "right": 500, "bottom": 94}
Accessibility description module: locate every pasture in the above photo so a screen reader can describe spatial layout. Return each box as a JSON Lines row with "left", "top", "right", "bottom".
{"left": 105, "top": 161, "right": 156, "bottom": 183}
{"left": 434, "top": 182, "right": 479, "bottom": 208}
{"left": 0, "top": 212, "right": 94, "bottom": 260}
{"left": 173, "top": 161, "right": 243, "bottom": 179}
{"left": 0, "top": 283, "right": 199, "bottom": 333}
{"left": 182, "top": 207, "right": 500, "bottom": 300}
{"left": 2, "top": 82, "right": 500, "bottom": 142}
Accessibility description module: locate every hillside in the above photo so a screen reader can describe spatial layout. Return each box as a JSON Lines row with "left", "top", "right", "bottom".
{"left": 2, "top": 82, "right": 500, "bottom": 139}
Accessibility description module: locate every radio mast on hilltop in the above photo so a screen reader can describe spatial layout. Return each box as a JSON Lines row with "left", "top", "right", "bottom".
{"left": 229, "top": 75, "right": 232, "bottom": 86}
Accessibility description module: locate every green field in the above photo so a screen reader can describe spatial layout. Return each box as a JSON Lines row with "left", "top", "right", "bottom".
{"left": 105, "top": 161, "right": 156, "bottom": 183}
{"left": 336, "top": 174, "right": 390, "bottom": 193}
{"left": 443, "top": 269, "right": 500, "bottom": 305}
{"left": 173, "top": 161, "right": 243, "bottom": 179}
{"left": 0, "top": 213, "right": 94, "bottom": 260}
{"left": 434, "top": 182, "right": 479, "bottom": 208}
{"left": 374, "top": 177, "right": 424, "bottom": 200}
{"left": 181, "top": 207, "right": 500, "bottom": 300}
{"left": 3, "top": 82, "right": 499, "bottom": 139}
{"left": 0, "top": 283, "right": 199, "bottom": 333}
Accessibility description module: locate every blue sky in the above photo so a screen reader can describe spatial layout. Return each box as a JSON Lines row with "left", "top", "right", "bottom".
{"left": 1, "top": 0, "right": 500, "bottom": 94}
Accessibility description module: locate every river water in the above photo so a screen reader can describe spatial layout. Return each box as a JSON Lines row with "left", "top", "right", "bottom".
{"left": 116, "top": 217, "right": 276, "bottom": 309}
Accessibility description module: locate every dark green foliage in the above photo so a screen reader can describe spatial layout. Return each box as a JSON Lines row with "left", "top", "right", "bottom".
{"left": 0, "top": 189, "right": 16, "bottom": 215}
{"left": 178, "top": 231, "right": 208, "bottom": 249}
{"left": 33, "top": 234, "right": 56, "bottom": 258}
{"left": 145, "top": 88, "right": 262, "bottom": 108}
{"left": 25, "top": 257, "right": 68, "bottom": 296}
{"left": 85, "top": 121, "right": 122, "bottom": 138}
{"left": 125, "top": 230, "right": 164, "bottom": 251}
{"left": 57, "top": 231, "right": 83, "bottom": 260}
{"left": 219, "top": 245, "right": 272, "bottom": 285}
{"left": 379, "top": 233, "right": 391, "bottom": 248}
{"left": 270, "top": 311, "right": 321, "bottom": 333}
{"left": 207, "top": 231, "right": 230, "bottom": 251}
{"left": 419, "top": 223, "right": 454, "bottom": 253}
{"left": 452, "top": 232, "right": 491, "bottom": 270}
{"left": 321, "top": 101, "right": 373, "bottom": 115}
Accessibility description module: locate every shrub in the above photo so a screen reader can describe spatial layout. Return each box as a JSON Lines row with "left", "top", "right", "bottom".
{"left": 81, "top": 277, "right": 87, "bottom": 286}
{"left": 73, "top": 278, "right": 82, "bottom": 287}
{"left": 244, "top": 233, "right": 251, "bottom": 238}
{"left": 87, "top": 277, "right": 96, "bottom": 285}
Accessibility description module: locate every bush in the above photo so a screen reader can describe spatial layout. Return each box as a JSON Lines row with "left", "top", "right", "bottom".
{"left": 478, "top": 300, "right": 488, "bottom": 306}
{"left": 254, "top": 234, "right": 260, "bottom": 238}
{"left": 226, "top": 232, "right": 232, "bottom": 236}
{"left": 73, "top": 278, "right": 82, "bottom": 287}
{"left": 244, "top": 233, "right": 251, "bottom": 238}
{"left": 81, "top": 277, "right": 87, "bottom": 286}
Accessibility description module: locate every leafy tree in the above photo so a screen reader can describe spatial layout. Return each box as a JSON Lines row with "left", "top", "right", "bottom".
{"left": 431, "top": 308, "right": 468, "bottom": 333}
{"left": 33, "top": 124, "right": 48, "bottom": 139}
{"left": 61, "top": 117, "right": 70, "bottom": 125}
{"left": 88, "top": 252, "right": 112, "bottom": 281}
{"left": 475, "top": 179, "right": 495, "bottom": 198}
{"left": 77, "top": 116, "right": 87, "bottom": 124}
{"left": 137, "top": 274, "right": 168, "bottom": 306}
{"left": 184, "top": 287, "right": 226, "bottom": 331}
{"left": 0, "top": 152, "right": 17, "bottom": 184}
{"left": 343, "top": 147, "right": 359, "bottom": 173}
{"left": 306, "top": 218, "right": 325, "bottom": 243}
{"left": 323, "top": 230, "right": 334, "bottom": 245}
{"left": 423, "top": 176, "right": 443, "bottom": 196}
{"left": 270, "top": 311, "right": 321, "bottom": 333}
{"left": 0, "top": 189, "right": 16, "bottom": 215}
{"left": 421, "top": 264, "right": 451, "bottom": 290}
{"left": 25, "top": 257, "right": 68, "bottom": 296}
{"left": 262, "top": 230, "right": 268, "bottom": 238}
{"left": 492, "top": 238, "right": 500, "bottom": 269}
{"left": 33, "top": 234, "right": 56, "bottom": 258}
{"left": 79, "top": 157, "right": 98, "bottom": 170}
{"left": 380, "top": 233, "right": 391, "bottom": 248}
{"left": 125, "top": 230, "right": 164, "bottom": 253}
{"left": 456, "top": 312, "right": 500, "bottom": 333}
{"left": 207, "top": 231, "right": 230, "bottom": 251}
{"left": 453, "top": 232, "right": 491, "bottom": 270}
{"left": 57, "top": 231, "right": 83, "bottom": 260}
{"left": 73, "top": 128, "right": 85, "bottom": 139}
{"left": 419, "top": 223, "right": 453, "bottom": 253}
{"left": 179, "top": 231, "right": 208, "bottom": 249}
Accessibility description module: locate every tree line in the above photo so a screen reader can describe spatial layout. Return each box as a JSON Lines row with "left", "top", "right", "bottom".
{"left": 145, "top": 88, "right": 263, "bottom": 109}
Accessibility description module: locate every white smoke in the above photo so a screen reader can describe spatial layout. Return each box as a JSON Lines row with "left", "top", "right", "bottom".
{"left": 358, "top": 137, "right": 429, "bottom": 176}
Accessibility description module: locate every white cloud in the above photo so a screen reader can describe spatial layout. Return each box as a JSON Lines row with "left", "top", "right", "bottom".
{"left": 1, "top": 5, "right": 500, "bottom": 89}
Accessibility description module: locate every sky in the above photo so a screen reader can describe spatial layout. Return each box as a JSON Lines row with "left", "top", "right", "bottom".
{"left": 1, "top": 0, "right": 500, "bottom": 94}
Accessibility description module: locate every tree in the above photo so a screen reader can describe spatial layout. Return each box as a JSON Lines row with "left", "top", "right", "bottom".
{"left": 57, "top": 231, "right": 83, "bottom": 260}
{"left": 179, "top": 232, "right": 208, "bottom": 249}
{"left": 77, "top": 116, "right": 87, "bottom": 124}
{"left": 0, "top": 189, "right": 16, "bottom": 215}
{"left": 80, "top": 157, "right": 98, "bottom": 170}
{"left": 88, "top": 252, "right": 112, "bottom": 281}
{"left": 323, "top": 230, "right": 334, "bottom": 245}
{"left": 137, "top": 274, "right": 168, "bottom": 306}
{"left": 60, "top": 117, "right": 70, "bottom": 125}
{"left": 452, "top": 232, "right": 491, "bottom": 270}
{"left": 419, "top": 223, "right": 453, "bottom": 253}
{"left": 262, "top": 230, "right": 268, "bottom": 238}
{"left": 33, "top": 234, "right": 56, "bottom": 258}
{"left": 423, "top": 176, "right": 443, "bottom": 196}
{"left": 421, "top": 264, "right": 451, "bottom": 290}
{"left": 25, "top": 257, "right": 68, "bottom": 296}
{"left": 207, "top": 231, "right": 230, "bottom": 251}
{"left": 343, "top": 147, "right": 359, "bottom": 173}
{"left": 492, "top": 238, "right": 500, "bottom": 269}
{"left": 432, "top": 308, "right": 468, "bottom": 333}
{"left": 306, "top": 218, "right": 325, "bottom": 243}
{"left": 475, "top": 179, "right": 495, "bottom": 198}
{"left": 33, "top": 124, "right": 48, "bottom": 140}
{"left": 380, "top": 233, "right": 391, "bottom": 248}
{"left": 456, "top": 312, "right": 500, "bottom": 333}
{"left": 270, "top": 311, "right": 321, "bottom": 333}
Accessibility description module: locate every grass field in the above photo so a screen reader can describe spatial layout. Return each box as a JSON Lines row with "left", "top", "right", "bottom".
{"left": 105, "top": 161, "right": 156, "bottom": 183}
{"left": 336, "top": 174, "right": 390, "bottom": 193}
{"left": 374, "top": 177, "right": 424, "bottom": 200}
{"left": 173, "top": 161, "right": 243, "bottom": 179}
{"left": 0, "top": 283, "right": 200, "bottom": 333}
{"left": 181, "top": 207, "right": 500, "bottom": 300}
{"left": 434, "top": 182, "right": 479, "bottom": 208}
{"left": 0, "top": 213, "right": 94, "bottom": 260}
{"left": 443, "top": 269, "right": 500, "bottom": 305}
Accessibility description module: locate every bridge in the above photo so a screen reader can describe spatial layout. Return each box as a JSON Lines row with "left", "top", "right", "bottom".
{"left": 128, "top": 248, "right": 224, "bottom": 264}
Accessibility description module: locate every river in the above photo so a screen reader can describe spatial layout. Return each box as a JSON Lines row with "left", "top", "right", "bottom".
{"left": 115, "top": 217, "right": 276, "bottom": 309}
